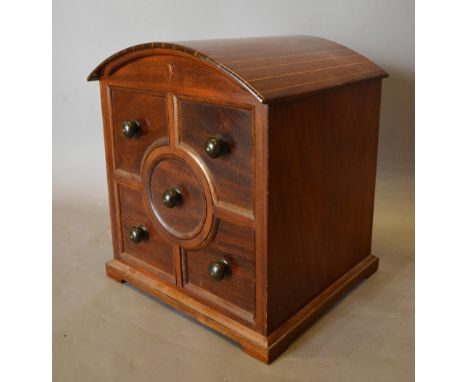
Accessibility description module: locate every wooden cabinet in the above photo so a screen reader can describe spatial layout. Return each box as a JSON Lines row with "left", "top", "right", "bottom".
{"left": 89, "top": 36, "right": 387, "bottom": 363}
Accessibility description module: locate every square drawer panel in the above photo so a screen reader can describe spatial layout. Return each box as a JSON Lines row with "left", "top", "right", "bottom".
{"left": 178, "top": 99, "right": 253, "bottom": 212}
{"left": 182, "top": 221, "right": 255, "bottom": 321}
{"left": 109, "top": 87, "right": 167, "bottom": 175}
{"left": 118, "top": 185, "right": 175, "bottom": 283}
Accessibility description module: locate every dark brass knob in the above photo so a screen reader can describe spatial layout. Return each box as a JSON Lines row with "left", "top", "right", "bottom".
{"left": 129, "top": 225, "right": 148, "bottom": 243}
{"left": 162, "top": 189, "right": 183, "bottom": 208}
{"left": 204, "top": 137, "right": 229, "bottom": 158}
{"left": 121, "top": 120, "right": 141, "bottom": 139}
{"left": 208, "top": 259, "right": 231, "bottom": 281}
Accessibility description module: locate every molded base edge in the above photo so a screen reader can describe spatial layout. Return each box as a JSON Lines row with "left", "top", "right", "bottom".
{"left": 106, "top": 254, "right": 378, "bottom": 364}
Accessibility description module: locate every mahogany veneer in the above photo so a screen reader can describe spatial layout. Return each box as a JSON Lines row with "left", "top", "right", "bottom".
{"left": 88, "top": 35, "right": 387, "bottom": 363}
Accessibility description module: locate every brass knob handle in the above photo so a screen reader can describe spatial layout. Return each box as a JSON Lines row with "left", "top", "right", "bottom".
{"left": 162, "top": 189, "right": 183, "bottom": 208}
{"left": 129, "top": 225, "right": 148, "bottom": 243}
{"left": 121, "top": 120, "right": 141, "bottom": 139}
{"left": 204, "top": 137, "right": 229, "bottom": 158}
{"left": 208, "top": 259, "right": 231, "bottom": 281}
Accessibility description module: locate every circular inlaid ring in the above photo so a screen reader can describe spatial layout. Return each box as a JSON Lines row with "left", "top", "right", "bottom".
{"left": 141, "top": 145, "right": 217, "bottom": 249}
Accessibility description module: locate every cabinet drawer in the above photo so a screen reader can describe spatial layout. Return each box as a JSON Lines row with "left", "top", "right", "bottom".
{"left": 110, "top": 87, "right": 167, "bottom": 175}
{"left": 178, "top": 99, "right": 253, "bottom": 212}
{"left": 118, "top": 185, "right": 175, "bottom": 283}
{"left": 182, "top": 221, "right": 255, "bottom": 321}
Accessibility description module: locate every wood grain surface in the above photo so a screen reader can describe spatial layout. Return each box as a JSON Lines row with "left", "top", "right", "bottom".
{"left": 178, "top": 98, "right": 254, "bottom": 211}
{"left": 109, "top": 87, "right": 167, "bottom": 174}
{"left": 118, "top": 185, "right": 175, "bottom": 283}
{"left": 89, "top": 36, "right": 387, "bottom": 103}
{"left": 266, "top": 80, "right": 382, "bottom": 332}
{"left": 183, "top": 220, "right": 256, "bottom": 323}
{"left": 149, "top": 158, "right": 207, "bottom": 239}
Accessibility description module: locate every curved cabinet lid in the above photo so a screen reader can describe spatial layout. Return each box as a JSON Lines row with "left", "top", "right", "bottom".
{"left": 88, "top": 35, "right": 387, "bottom": 103}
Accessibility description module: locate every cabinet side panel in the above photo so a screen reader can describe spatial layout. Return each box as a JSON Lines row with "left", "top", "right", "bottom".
{"left": 254, "top": 103, "right": 269, "bottom": 334}
{"left": 267, "top": 80, "right": 382, "bottom": 333}
{"left": 99, "top": 80, "right": 121, "bottom": 260}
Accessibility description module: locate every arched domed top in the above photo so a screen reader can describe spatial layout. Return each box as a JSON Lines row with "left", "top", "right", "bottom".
{"left": 88, "top": 35, "right": 387, "bottom": 103}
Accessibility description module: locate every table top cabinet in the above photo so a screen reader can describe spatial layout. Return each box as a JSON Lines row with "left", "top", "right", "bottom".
{"left": 88, "top": 35, "right": 387, "bottom": 363}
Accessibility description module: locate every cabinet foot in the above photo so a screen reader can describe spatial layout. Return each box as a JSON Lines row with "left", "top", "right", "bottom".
{"left": 104, "top": 255, "right": 378, "bottom": 364}
{"left": 106, "top": 261, "right": 126, "bottom": 283}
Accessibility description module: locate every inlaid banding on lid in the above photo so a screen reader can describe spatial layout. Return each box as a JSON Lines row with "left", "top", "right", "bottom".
{"left": 88, "top": 36, "right": 387, "bottom": 103}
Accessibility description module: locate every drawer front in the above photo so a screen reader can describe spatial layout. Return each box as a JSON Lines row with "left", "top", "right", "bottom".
{"left": 118, "top": 185, "right": 175, "bottom": 283}
{"left": 147, "top": 156, "right": 207, "bottom": 240}
{"left": 178, "top": 100, "right": 253, "bottom": 212}
{"left": 183, "top": 221, "right": 255, "bottom": 320}
{"left": 110, "top": 87, "right": 167, "bottom": 175}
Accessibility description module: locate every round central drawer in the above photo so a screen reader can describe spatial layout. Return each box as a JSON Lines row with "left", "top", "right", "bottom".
{"left": 141, "top": 145, "right": 217, "bottom": 249}
{"left": 149, "top": 157, "right": 206, "bottom": 239}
